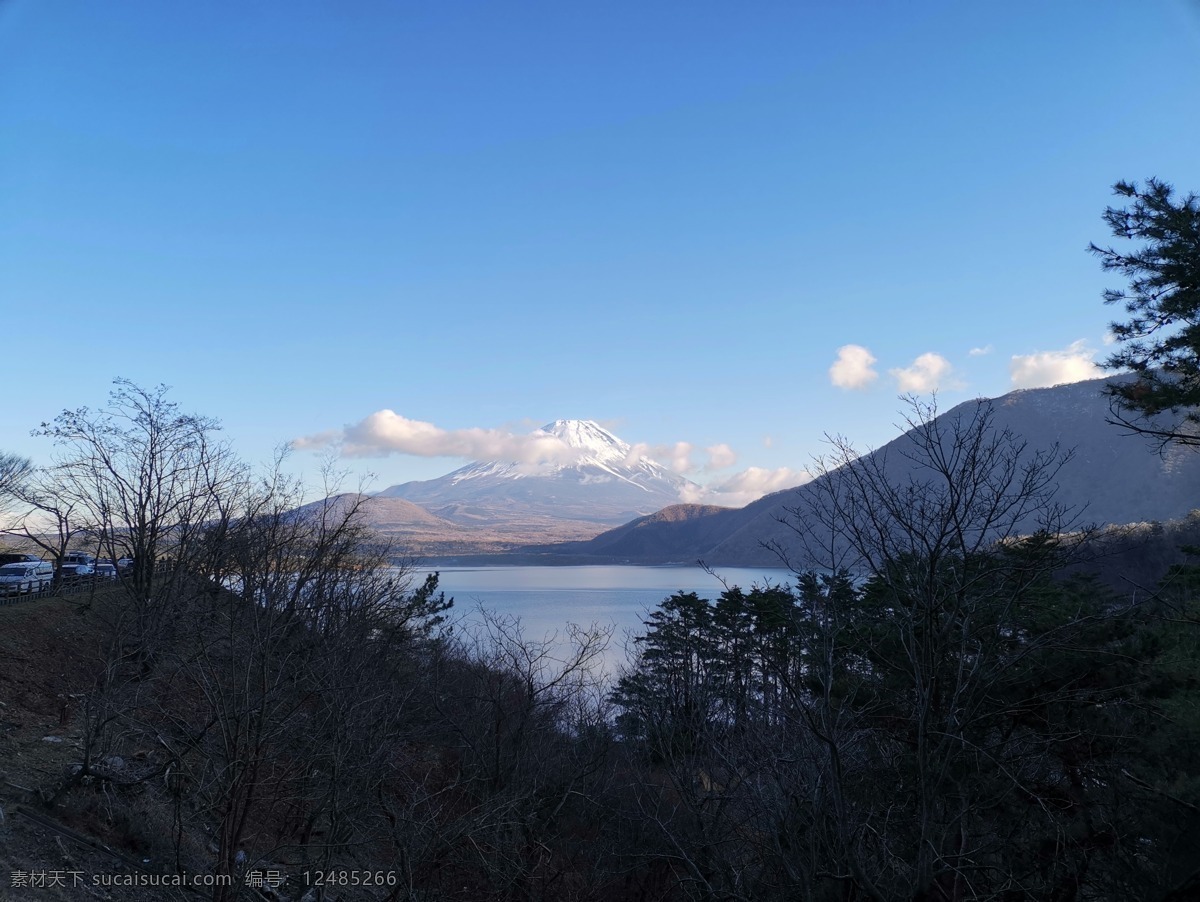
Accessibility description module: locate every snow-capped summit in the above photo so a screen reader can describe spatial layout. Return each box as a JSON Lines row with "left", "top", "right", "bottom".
{"left": 539, "top": 419, "right": 628, "bottom": 462}
{"left": 375, "top": 420, "right": 697, "bottom": 525}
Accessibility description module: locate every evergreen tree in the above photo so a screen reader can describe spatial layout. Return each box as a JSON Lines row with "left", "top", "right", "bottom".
{"left": 1092, "top": 178, "right": 1200, "bottom": 447}
{"left": 612, "top": 591, "right": 721, "bottom": 755}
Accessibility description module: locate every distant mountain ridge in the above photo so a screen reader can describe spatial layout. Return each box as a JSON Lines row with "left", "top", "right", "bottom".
{"left": 524, "top": 503, "right": 732, "bottom": 560}
{"left": 533, "top": 378, "right": 1200, "bottom": 567}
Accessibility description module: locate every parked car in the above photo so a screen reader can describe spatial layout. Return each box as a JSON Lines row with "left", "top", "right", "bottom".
{"left": 0, "top": 561, "right": 53, "bottom": 596}
{"left": 59, "top": 552, "right": 96, "bottom": 579}
{"left": 0, "top": 552, "right": 41, "bottom": 567}
{"left": 94, "top": 559, "right": 118, "bottom": 579}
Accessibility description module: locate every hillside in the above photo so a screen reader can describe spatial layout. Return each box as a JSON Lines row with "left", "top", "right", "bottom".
{"left": 533, "top": 377, "right": 1200, "bottom": 566}
{"left": 0, "top": 590, "right": 204, "bottom": 901}
{"left": 297, "top": 492, "right": 610, "bottom": 556}
{"left": 524, "top": 503, "right": 732, "bottom": 560}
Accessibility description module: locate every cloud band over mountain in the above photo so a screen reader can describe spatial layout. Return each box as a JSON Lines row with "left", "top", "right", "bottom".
{"left": 294, "top": 411, "right": 585, "bottom": 464}
{"left": 294, "top": 413, "right": 797, "bottom": 505}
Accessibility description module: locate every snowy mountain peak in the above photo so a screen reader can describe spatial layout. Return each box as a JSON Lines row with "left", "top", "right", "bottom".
{"left": 374, "top": 419, "right": 699, "bottom": 524}
{"left": 537, "top": 420, "right": 629, "bottom": 464}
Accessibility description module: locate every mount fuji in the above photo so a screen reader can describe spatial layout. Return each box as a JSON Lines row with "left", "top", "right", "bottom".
{"left": 374, "top": 420, "right": 699, "bottom": 526}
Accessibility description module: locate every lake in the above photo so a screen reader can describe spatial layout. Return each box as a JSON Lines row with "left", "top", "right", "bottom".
{"left": 422, "top": 564, "right": 794, "bottom": 671}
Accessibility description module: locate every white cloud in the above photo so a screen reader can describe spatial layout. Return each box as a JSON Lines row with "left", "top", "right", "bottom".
{"left": 1102, "top": 331, "right": 1118, "bottom": 346}
{"left": 625, "top": 441, "right": 697, "bottom": 474}
{"left": 690, "top": 466, "right": 813, "bottom": 507}
{"left": 293, "top": 411, "right": 584, "bottom": 464}
{"left": 829, "top": 344, "right": 878, "bottom": 390}
{"left": 298, "top": 413, "right": 719, "bottom": 477}
{"left": 666, "top": 442, "right": 695, "bottom": 474}
{"left": 1009, "top": 340, "right": 1102, "bottom": 389}
{"left": 291, "top": 429, "right": 341, "bottom": 450}
{"left": 704, "top": 443, "right": 737, "bottom": 471}
{"left": 889, "top": 352, "right": 960, "bottom": 393}
{"left": 968, "top": 345, "right": 993, "bottom": 357}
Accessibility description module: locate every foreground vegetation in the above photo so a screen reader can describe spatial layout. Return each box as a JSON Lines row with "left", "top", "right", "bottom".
{"left": 0, "top": 385, "right": 1198, "bottom": 902}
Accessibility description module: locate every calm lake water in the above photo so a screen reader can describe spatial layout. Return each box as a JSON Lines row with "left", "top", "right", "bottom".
{"left": 422, "top": 564, "right": 793, "bottom": 669}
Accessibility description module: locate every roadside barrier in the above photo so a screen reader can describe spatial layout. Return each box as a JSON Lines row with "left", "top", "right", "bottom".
{"left": 0, "top": 573, "right": 117, "bottom": 607}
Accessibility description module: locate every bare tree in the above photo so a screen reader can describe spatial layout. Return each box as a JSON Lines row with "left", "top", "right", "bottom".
{"left": 611, "top": 398, "right": 1145, "bottom": 900}
{"left": 4, "top": 466, "right": 94, "bottom": 591}
{"left": 764, "top": 398, "right": 1145, "bottom": 900}
{"left": 781, "top": 396, "right": 1077, "bottom": 574}
{"left": 33, "top": 379, "right": 244, "bottom": 654}
{"left": 15, "top": 386, "right": 470, "bottom": 897}
{"left": 380, "top": 611, "right": 614, "bottom": 901}
{"left": 0, "top": 450, "right": 32, "bottom": 518}
{"left": 142, "top": 468, "right": 455, "bottom": 900}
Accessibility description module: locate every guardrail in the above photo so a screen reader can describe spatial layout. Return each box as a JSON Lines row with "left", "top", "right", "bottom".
{"left": 0, "top": 573, "right": 120, "bottom": 607}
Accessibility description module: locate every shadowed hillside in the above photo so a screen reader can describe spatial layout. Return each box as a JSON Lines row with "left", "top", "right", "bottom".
{"left": 531, "top": 377, "right": 1200, "bottom": 566}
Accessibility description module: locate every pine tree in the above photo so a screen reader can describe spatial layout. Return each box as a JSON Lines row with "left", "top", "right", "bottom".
{"left": 1092, "top": 178, "right": 1200, "bottom": 447}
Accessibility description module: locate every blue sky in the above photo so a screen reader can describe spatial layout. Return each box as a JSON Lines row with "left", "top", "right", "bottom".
{"left": 3, "top": 1, "right": 1200, "bottom": 504}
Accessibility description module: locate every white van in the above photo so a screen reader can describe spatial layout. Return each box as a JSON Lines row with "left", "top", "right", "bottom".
{"left": 0, "top": 560, "right": 53, "bottom": 596}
